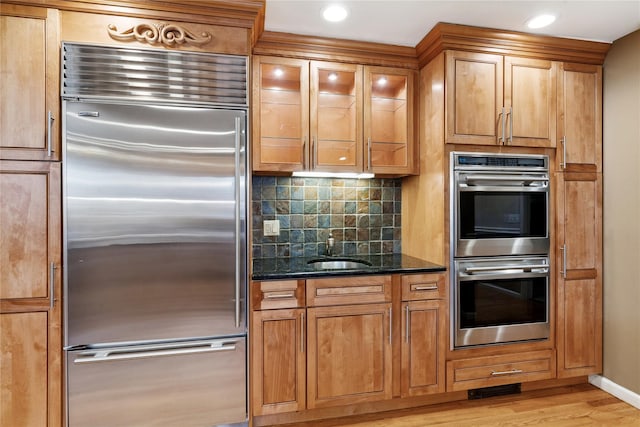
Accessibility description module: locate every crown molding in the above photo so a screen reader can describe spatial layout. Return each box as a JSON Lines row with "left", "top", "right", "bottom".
{"left": 416, "top": 22, "right": 610, "bottom": 67}
{"left": 253, "top": 31, "right": 419, "bottom": 69}
{"left": 2, "top": 0, "right": 265, "bottom": 42}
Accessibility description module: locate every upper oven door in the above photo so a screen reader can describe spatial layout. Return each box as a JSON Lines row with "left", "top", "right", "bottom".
{"left": 454, "top": 171, "right": 549, "bottom": 257}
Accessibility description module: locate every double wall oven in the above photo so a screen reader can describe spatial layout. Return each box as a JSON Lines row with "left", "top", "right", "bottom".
{"left": 451, "top": 152, "right": 550, "bottom": 348}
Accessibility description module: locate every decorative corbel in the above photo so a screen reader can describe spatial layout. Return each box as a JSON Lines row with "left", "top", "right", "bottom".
{"left": 107, "top": 22, "right": 212, "bottom": 47}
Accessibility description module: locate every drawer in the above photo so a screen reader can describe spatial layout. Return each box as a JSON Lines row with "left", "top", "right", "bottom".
{"left": 306, "top": 275, "right": 392, "bottom": 307}
{"left": 251, "top": 280, "right": 305, "bottom": 310}
{"left": 401, "top": 273, "right": 446, "bottom": 301}
{"left": 446, "top": 350, "right": 556, "bottom": 391}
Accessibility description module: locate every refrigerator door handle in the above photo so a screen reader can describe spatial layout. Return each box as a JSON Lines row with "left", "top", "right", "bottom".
{"left": 234, "top": 115, "right": 243, "bottom": 329}
{"left": 73, "top": 341, "right": 238, "bottom": 364}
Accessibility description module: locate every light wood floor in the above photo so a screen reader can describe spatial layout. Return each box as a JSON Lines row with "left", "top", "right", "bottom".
{"left": 279, "top": 384, "right": 640, "bottom": 426}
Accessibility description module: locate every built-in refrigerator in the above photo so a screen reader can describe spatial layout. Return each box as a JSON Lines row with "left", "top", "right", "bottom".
{"left": 61, "top": 43, "right": 248, "bottom": 427}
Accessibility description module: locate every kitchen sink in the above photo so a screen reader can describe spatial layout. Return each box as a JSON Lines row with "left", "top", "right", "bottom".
{"left": 307, "top": 258, "right": 372, "bottom": 270}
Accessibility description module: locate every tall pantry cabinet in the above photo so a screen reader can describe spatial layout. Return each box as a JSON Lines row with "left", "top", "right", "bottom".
{"left": 0, "top": 4, "right": 62, "bottom": 427}
{"left": 555, "top": 63, "right": 603, "bottom": 377}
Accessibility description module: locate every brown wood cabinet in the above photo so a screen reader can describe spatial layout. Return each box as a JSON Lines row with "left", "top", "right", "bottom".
{"left": 0, "top": 4, "right": 60, "bottom": 161}
{"left": 556, "top": 172, "right": 603, "bottom": 378}
{"left": 251, "top": 275, "right": 399, "bottom": 416}
{"left": 400, "top": 273, "right": 446, "bottom": 397}
{"left": 557, "top": 63, "right": 603, "bottom": 172}
{"left": 306, "top": 275, "right": 393, "bottom": 409}
{"left": 446, "top": 350, "right": 556, "bottom": 391}
{"left": 1, "top": 160, "right": 62, "bottom": 427}
{"left": 252, "top": 56, "right": 416, "bottom": 175}
{"left": 364, "top": 66, "right": 416, "bottom": 175}
{"left": 445, "top": 51, "right": 557, "bottom": 148}
{"left": 307, "top": 302, "right": 393, "bottom": 408}
{"left": 251, "top": 308, "right": 306, "bottom": 415}
{"left": 251, "top": 280, "right": 306, "bottom": 415}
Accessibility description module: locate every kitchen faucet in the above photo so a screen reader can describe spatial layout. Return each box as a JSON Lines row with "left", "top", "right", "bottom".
{"left": 326, "top": 232, "right": 335, "bottom": 256}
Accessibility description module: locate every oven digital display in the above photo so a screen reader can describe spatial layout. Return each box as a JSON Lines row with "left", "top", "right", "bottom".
{"left": 457, "top": 155, "right": 546, "bottom": 168}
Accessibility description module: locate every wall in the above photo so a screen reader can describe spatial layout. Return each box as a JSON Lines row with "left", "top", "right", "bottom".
{"left": 251, "top": 176, "right": 402, "bottom": 258}
{"left": 603, "top": 29, "right": 640, "bottom": 395}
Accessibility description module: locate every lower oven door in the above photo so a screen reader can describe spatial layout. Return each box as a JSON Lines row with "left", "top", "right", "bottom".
{"left": 454, "top": 256, "right": 550, "bottom": 348}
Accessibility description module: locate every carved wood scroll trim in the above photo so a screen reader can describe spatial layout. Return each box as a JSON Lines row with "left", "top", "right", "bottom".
{"left": 107, "top": 23, "right": 213, "bottom": 47}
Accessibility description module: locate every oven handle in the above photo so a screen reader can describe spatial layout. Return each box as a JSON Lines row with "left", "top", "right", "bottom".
{"left": 464, "top": 264, "right": 549, "bottom": 274}
{"left": 464, "top": 175, "right": 548, "bottom": 185}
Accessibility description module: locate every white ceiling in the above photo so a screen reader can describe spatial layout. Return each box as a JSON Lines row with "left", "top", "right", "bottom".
{"left": 264, "top": 1, "right": 640, "bottom": 46}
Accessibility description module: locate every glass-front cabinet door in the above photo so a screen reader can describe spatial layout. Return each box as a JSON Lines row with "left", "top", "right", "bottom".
{"left": 364, "top": 67, "right": 415, "bottom": 175}
{"left": 310, "top": 62, "right": 363, "bottom": 172}
{"left": 252, "top": 56, "right": 309, "bottom": 172}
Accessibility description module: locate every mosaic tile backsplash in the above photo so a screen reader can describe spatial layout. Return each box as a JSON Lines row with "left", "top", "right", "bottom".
{"left": 251, "top": 176, "right": 402, "bottom": 258}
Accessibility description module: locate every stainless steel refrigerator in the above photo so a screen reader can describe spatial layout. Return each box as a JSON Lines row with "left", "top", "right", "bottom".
{"left": 62, "top": 99, "right": 248, "bottom": 426}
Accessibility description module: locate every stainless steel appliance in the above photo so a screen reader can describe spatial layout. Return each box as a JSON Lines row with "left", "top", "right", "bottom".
{"left": 453, "top": 256, "right": 550, "bottom": 347}
{"left": 450, "top": 152, "right": 551, "bottom": 349}
{"left": 452, "top": 152, "right": 549, "bottom": 258}
{"left": 62, "top": 43, "right": 248, "bottom": 427}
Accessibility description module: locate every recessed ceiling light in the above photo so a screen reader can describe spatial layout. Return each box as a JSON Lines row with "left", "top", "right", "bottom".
{"left": 274, "top": 68, "right": 284, "bottom": 77}
{"left": 377, "top": 77, "right": 387, "bottom": 86}
{"left": 328, "top": 72, "right": 338, "bottom": 81}
{"left": 527, "top": 14, "right": 556, "bottom": 29}
{"left": 323, "top": 4, "right": 348, "bottom": 22}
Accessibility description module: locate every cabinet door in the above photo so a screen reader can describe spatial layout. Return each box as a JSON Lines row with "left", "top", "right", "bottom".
{"left": 504, "top": 57, "right": 557, "bottom": 148}
{"left": 557, "top": 63, "right": 602, "bottom": 172}
{"left": 0, "top": 161, "right": 62, "bottom": 427}
{"left": 307, "top": 303, "right": 392, "bottom": 409}
{"left": 445, "top": 51, "right": 504, "bottom": 145}
{"left": 311, "top": 61, "right": 363, "bottom": 172}
{"left": 556, "top": 172, "right": 602, "bottom": 377}
{"left": 0, "top": 5, "right": 59, "bottom": 161}
{"left": 251, "top": 308, "right": 306, "bottom": 415}
{"left": 252, "top": 56, "right": 309, "bottom": 172}
{"left": 401, "top": 300, "right": 446, "bottom": 397}
{"left": 364, "top": 66, "right": 416, "bottom": 174}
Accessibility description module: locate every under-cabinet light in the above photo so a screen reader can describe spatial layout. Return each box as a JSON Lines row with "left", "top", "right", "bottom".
{"left": 292, "top": 171, "right": 375, "bottom": 179}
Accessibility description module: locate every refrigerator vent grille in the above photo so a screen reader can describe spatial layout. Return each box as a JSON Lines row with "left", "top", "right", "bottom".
{"left": 62, "top": 43, "right": 247, "bottom": 106}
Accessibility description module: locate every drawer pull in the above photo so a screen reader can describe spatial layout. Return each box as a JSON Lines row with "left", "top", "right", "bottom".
{"left": 264, "top": 292, "right": 295, "bottom": 299}
{"left": 413, "top": 285, "right": 438, "bottom": 291}
{"left": 316, "top": 285, "right": 382, "bottom": 296}
{"left": 490, "top": 369, "right": 524, "bottom": 377}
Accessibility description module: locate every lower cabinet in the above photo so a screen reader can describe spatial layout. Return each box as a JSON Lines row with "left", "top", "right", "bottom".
{"left": 0, "top": 161, "right": 62, "bottom": 427}
{"left": 250, "top": 273, "right": 448, "bottom": 417}
{"left": 251, "top": 308, "right": 306, "bottom": 415}
{"left": 306, "top": 303, "right": 393, "bottom": 409}
{"left": 401, "top": 299, "right": 446, "bottom": 397}
{"left": 446, "top": 350, "right": 556, "bottom": 392}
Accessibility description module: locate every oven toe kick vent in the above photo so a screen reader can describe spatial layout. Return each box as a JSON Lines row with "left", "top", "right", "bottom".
{"left": 468, "top": 383, "right": 521, "bottom": 400}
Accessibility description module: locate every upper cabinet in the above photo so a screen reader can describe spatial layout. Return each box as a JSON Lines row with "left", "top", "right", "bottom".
{"left": 365, "top": 67, "right": 415, "bottom": 174}
{"left": 557, "top": 63, "right": 602, "bottom": 172}
{"left": 445, "top": 51, "right": 557, "bottom": 148}
{"left": 253, "top": 56, "right": 309, "bottom": 173}
{"left": 0, "top": 4, "right": 60, "bottom": 161}
{"left": 311, "top": 61, "right": 364, "bottom": 172}
{"left": 252, "top": 55, "right": 416, "bottom": 175}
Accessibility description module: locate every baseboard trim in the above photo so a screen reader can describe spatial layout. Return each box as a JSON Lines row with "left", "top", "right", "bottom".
{"left": 589, "top": 374, "right": 640, "bottom": 410}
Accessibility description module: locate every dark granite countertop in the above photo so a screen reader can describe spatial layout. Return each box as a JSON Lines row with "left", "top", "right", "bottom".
{"left": 251, "top": 253, "right": 446, "bottom": 280}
